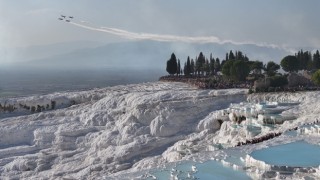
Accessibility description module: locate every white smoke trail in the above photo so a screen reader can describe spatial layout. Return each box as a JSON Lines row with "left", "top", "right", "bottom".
{"left": 70, "top": 22, "right": 221, "bottom": 43}
{"left": 70, "top": 21, "right": 295, "bottom": 53}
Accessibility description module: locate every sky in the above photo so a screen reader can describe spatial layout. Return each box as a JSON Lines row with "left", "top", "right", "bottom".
{"left": 1, "top": 0, "right": 320, "bottom": 62}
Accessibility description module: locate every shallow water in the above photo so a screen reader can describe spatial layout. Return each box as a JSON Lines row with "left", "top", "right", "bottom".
{"left": 250, "top": 140, "right": 320, "bottom": 167}
{"left": 195, "top": 161, "right": 250, "bottom": 180}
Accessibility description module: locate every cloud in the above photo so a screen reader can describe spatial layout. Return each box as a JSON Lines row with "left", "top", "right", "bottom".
{"left": 69, "top": 20, "right": 295, "bottom": 53}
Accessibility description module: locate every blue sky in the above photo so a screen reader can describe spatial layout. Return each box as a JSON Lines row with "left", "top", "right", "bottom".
{"left": 1, "top": 0, "right": 320, "bottom": 50}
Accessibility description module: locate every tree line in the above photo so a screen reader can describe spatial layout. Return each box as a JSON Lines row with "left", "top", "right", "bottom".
{"left": 167, "top": 50, "right": 279, "bottom": 80}
{"left": 166, "top": 49, "right": 320, "bottom": 86}
{"left": 281, "top": 50, "right": 320, "bottom": 72}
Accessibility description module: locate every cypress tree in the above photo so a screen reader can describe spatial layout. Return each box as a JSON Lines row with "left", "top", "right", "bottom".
{"left": 302, "top": 51, "right": 311, "bottom": 70}
{"left": 183, "top": 62, "right": 188, "bottom": 76}
{"left": 210, "top": 55, "right": 215, "bottom": 75}
{"left": 313, "top": 50, "right": 320, "bottom": 69}
{"left": 307, "top": 51, "right": 313, "bottom": 70}
{"left": 197, "top": 52, "right": 206, "bottom": 75}
{"left": 296, "top": 49, "right": 304, "bottom": 70}
{"left": 214, "top": 58, "right": 221, "bottom": 73}
{"left": 166, "top": 53, "right": 178, "bottom": 75}
{"left": 229, "top": 50, "right": 235, "bottom": 60}
{"left": 177, "top": 59, "right": 181, "bottom": 76}
{"left": 186, "top": 56, "right": 191, "bottom": 76}
{"left": 205, "top": 59, "right": 210, "bottom": 75}
{"left": 237, "top": 51, "right": 243, "bottom": 60}
{"left": 191, "top": 59, "right": 195, "bottom": 75}
{"left": 195, "top": 56, "right": 200, "bottom": 75}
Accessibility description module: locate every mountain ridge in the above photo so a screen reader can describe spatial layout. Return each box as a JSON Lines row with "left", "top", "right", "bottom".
{"left": 18, "top": 40, "right": 293, "bottom": 69}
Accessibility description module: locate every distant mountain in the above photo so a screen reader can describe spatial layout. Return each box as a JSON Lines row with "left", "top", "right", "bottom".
{"left": 21, "top": 41, "right": 292, "bottom": 70}
{"left": 5, "top": 41, "right": 105, "bottom": 63}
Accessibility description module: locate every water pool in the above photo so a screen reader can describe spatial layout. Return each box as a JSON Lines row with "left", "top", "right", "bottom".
{"left": 195, "top": 160, "right": 250, "bottom": 180}
{"left": 250, "top": 141, "right": 320, "bottom": 167}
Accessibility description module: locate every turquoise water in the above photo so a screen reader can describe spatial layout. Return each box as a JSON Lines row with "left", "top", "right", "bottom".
{"left": 250, "top": 141, "right": 320, "bottom": 167}
{"left": 149, "top": 160, "right": 250, "bottom": 180}
{"left": 195, "top": 161, "right": 250, "bottom": 180}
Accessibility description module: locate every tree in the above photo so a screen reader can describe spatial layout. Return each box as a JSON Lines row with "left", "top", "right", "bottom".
{"left": 177, "top": 59, "right": 181, "bottom": 76}
{"left": 297, "top": 50, "right": 308, "bottom": 70}
{"left": 265, "top": 61, "right": 280, "bottom": 76}
{"left": 281, "top": 55, "right": 299, "bottom": 72}
{"left": 230, "top": 60, "right": 250, "bottom": 81}
{"left": 221, "top": 60, "right": 226, "bottom": 68}
{"left": 185, "top": 56, "right": 191, "bottom": 76}
{"left": 222, "top": 60, "right": 234, "bottom": 78}
{"left": 196, "top": 52, "right": 206, "bottom": 75}
{"left": 195, "top": 56, "right": 200, "bottom": 75}
{"left": 190, "top": 59, "right": 195, "bottom": 75}
{"left": 306, "top": 51, "right": 313, "bottom": 70}
{"left": 214, "top": 58, "right": 221, "bottom": 74}
{"left": 312, "top": 69, "right": 320, "bottom": 85}
{"left": 166, "top": 53, "right": 178, "bottom": 75}
{"left": 235, "top": 51, "right": 244, "bottom": 60}
{"left": 222, "top": 60, "right": 250, "bottom": 81}
{"left": 183, "top": 62, "right": 187, "bottom": 76}
{"left": 209, "top": 54, "right": 215, "bottom": 75}
{"left": 204, "top": 59, "right": 210, "bottom": 75}
{"left": 250, "top": 61, "right": 264, "bottom": 75}
{"left": 313, "top": 50, "right": 320, "bottom": 69}
{"left": 229, "top": 50, "right": 235, "bottom": 60}
{"left": 296, "top": 50, "right": 303, "bottom": 67}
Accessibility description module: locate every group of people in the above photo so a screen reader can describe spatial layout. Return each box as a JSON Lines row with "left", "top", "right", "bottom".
{"left": 0, "top": 103, "right": 16, "bottom": 113}
{"left": 159, "top": 75, "right": 252, "bottom": 89}
{"left": 236, "top": 119, "right": 320, "bottom": 147}
{"left": 236, "top": 132, "right": 282, "bottom": 146}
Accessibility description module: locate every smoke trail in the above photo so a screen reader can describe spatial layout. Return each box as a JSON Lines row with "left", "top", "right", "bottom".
{"left": 69, "top": 21, "right": 294, "bottom": 53}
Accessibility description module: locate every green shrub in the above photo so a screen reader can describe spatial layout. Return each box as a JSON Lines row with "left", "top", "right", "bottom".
{"left": 312, "top": 69, "right": 320, "bottom": 86}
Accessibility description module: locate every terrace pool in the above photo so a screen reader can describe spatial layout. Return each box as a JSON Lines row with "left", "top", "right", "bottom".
{"left": 250, "top": 141, "right": 320, "bottom": 167}
{"left": 195, "top": 160, "right": 250, "bottom": 180}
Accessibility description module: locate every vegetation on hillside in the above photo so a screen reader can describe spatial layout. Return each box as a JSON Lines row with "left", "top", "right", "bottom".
{"left": 164, "top": 49, "right": 320, "bottom": 91}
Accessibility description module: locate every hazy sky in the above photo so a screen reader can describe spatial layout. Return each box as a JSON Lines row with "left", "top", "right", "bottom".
{"left": 1, "top": 0, "right": 320, "bottom": 49}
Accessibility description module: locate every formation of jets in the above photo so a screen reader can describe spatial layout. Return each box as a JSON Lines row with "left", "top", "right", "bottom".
{"left": 59, "top": 15, "right": 73, "bottom": 22}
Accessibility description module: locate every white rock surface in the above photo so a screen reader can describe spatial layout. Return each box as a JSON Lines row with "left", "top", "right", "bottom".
{"left": 2, "top": 82, "right": 320, "bottom": 179}
{"left": 0, "top": 82, "right": 247, "bottom": 179}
